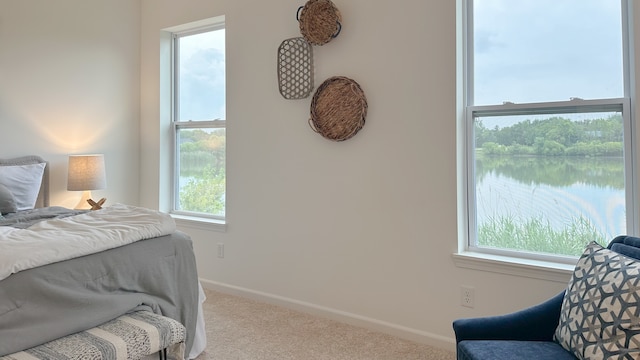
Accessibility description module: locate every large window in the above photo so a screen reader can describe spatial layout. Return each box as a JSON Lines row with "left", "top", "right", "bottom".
{"left": 172, "top": 22, "right": 226, "bottom": 219}
{"left": 463, "top": 0, "right": 634, "bottom": 262}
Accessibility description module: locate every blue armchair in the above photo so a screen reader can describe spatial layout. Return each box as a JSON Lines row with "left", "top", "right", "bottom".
{"left": 452, "top": 235, "right": 640, "bottom": 360}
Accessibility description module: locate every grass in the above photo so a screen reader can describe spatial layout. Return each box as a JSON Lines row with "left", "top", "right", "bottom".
{"left": 477, "top": 214, "right": 606, "bottom": 257}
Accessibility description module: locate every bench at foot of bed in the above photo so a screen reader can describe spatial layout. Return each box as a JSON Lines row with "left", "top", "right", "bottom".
{"left": 0, "top": 311, "right": 186, "bottom": 360}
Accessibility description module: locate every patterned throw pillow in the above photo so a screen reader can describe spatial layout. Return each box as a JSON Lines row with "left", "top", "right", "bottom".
{"left": 554, "top": 241, "right": 640, "bottom": 359}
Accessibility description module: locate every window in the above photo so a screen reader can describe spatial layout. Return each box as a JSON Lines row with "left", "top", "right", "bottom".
{"left": 171, "top": 21, "right": 226, "bottom": 220}
{"left": 462, "top": 0, "right": 634, "bottom": 262}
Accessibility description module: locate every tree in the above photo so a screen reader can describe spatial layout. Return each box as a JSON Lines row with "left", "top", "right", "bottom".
{"left": 178, "top": 128, "right": 226, "bottom": 215}
{"left": 179, "top": 166, "right": 225, "bottom": 215}
{"left": 477, "top": 115, "right": 623, "bottom": 156}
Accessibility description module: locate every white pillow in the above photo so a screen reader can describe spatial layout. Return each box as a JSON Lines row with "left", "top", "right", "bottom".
{"left": 0, "top": 183, "right": 17, "bottom": 214}
{"left": 0, "top": 163, "right": 45, "bottom": 211}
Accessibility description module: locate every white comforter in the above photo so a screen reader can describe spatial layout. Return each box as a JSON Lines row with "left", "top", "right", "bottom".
{"left": 0, "top": 203, "right": 176, "bottom": 281}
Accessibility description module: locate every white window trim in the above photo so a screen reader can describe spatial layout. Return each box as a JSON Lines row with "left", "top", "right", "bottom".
{"left": 452, "top": 251, "right": 573, "bottom": 283}
{"left": 455, "top": 0, "right": 637, "bottom": 280}
{"left": 172, "top": 214, "right": 226, "bottom": 233}
{"left": 166, "top": 16, "right": 227, "bottom": 226}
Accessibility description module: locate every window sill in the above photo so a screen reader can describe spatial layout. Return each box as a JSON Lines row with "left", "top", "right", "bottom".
{"left": 171, "top": 214, "right": 226, "bottom": 233}
{"left": 452, "top": 251, "right": 574, "bottom": 283}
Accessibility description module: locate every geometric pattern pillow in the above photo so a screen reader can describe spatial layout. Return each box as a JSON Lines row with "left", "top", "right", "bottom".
{"left": 554, "top": 241, "right": 640, "bottom": 359}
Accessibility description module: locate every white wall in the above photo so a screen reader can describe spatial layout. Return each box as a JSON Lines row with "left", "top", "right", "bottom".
{"left": 4, "top": 0, "right": 639, "bottom": 353}
{"left": 0, "top": 0, "right": 140, "bottom": 208}
{"left": 139, "top": 0, "right": 574, "bottom": 351}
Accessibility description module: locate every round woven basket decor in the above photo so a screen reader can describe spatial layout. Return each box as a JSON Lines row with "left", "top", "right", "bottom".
{"left": 309, "top": 76, "right": 368, "bottom": 141}
{"left": 277, "top": 37, "right": 314, "bottom": 99}
{"left": 297, "top": 0, "right": 342, "bottom": 46}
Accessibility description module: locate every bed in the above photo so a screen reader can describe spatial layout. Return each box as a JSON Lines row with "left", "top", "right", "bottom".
{"left": 0, "top": 155, "right": 206, "bottom": 359}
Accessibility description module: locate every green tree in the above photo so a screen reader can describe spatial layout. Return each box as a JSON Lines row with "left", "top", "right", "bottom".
{"left": 481, "top": 142, "right": 506, "bottom": 155}
{"left": 178, "top": 128, "right": 226, "bottom": 215}
{"left": 478, "top": 114, "right": 623, "bottom": 156}
{"left": 179, "top": 166, "right": 225, "bottom": 214}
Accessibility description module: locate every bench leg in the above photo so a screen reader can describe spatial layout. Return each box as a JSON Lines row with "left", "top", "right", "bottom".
{"left": 158, "top": 348, "right": 167, "bottom": 360}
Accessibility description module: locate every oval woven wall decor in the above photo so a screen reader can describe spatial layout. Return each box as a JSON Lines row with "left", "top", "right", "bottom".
{"left": 297, "top": 0, "right": 342, "bottom": 46}
{"left": 309, "top": 76, "right": 368, "bottom": 142}
{"left": 277, "top": 37, "right": 314, "bottom": 100}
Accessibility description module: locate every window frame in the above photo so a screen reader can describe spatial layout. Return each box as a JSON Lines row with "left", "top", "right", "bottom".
{"left": 170, "top": 21, "right": 226, "bottom": 221}
{"left": 459, "top": 0, "right": 637, "bottom": 267}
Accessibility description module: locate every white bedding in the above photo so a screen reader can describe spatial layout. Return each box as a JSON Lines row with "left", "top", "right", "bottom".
{"left": 0, "top": 203, "right": 175, "bottom": 281}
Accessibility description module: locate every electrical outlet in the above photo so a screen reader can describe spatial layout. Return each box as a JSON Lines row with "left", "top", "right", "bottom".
{"left": 461, "top": 286, "right": 475, "bottom": 308}
{"left": 217, "top": 243, "right": 224, "bottom": 258}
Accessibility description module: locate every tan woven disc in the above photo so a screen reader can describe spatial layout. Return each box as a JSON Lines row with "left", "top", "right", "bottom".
{"left": 309, "top": 76, "right": 367, "bottom": 141}
{"left": 298, "top": 0, "right": 342, "bottom": 46}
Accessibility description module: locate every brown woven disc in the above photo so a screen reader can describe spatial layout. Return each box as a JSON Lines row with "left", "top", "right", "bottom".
{"left": 297, "top": 0, "right": 342, "bottom": 46}
{"left": 309, "top": 76, "right": 367, "bottom": 141}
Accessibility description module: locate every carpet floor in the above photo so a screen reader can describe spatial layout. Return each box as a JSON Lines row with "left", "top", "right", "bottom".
{"left": 195, "top": 289, "right": 456, "bottom": 360}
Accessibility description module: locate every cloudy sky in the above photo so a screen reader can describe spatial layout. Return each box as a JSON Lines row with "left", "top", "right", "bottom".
{"left": 472, "top": 0, "right": 624, "bottom": 106}
{"left": 178, "top": 29, "right": 226, "bottom": 121}
{"left": 175, "top": 3, "right": 625, "bottom": 123}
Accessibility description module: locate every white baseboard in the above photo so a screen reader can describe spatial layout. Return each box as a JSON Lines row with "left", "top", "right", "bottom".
{"left": 199, "top": 278, "right": 457, "bottom": 353}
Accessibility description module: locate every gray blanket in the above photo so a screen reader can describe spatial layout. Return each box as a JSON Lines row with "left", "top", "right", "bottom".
{"left": 0, "top": 221, "right": 199, "bottom": 356}
{"left": 0, "top": 206, "right": 86, "bottom": 228}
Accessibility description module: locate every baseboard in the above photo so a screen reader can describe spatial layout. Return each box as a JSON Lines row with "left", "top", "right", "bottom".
{"left": 199, "top": 278, "right": 457, "bottom": 353}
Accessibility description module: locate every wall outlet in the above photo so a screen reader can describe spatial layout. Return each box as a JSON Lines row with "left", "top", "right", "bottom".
{"left": 217, "top": 243, "right": 224, "bottom": 258}
{"left": 461, "top": 286, "right": 475, "bottom": 308}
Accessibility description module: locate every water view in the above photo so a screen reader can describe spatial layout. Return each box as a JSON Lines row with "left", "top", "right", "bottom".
{"left": 476, "top": 155, "right": 626, "bottom": 241}
{"left": 473, "top": 112, "right": 627, "bottom": 256}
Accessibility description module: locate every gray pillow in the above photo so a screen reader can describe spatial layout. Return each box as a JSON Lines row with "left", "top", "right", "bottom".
{"left": 0, "top": 183, "right": 17, "bottom": 214}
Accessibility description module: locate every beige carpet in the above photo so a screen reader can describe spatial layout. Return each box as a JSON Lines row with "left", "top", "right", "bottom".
{"left": 195, "top": 289, "right": 456, "bottom": 360}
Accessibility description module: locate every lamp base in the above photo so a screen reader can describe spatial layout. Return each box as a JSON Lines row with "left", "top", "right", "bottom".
{"left": 74, "top": 191, "right": 93, "bottom": 210}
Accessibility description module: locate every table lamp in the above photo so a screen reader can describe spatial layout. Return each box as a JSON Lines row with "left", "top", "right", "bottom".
{"left": 67, "top": 154, "right": 107, "bottom": 210}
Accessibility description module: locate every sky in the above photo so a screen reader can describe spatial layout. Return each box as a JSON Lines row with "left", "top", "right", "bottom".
{"left": 178, "top": 29, "right": 226, "bottom": 121}
{"left": 472, "top": 0, "right": 624, "bottom": 106}
{"left": 174, "top": 3, "right": 625, "bottom": 124}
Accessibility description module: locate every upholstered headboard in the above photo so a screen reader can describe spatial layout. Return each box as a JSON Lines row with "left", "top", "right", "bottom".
{"left": 0, "top": 155, "right": 49, "bottom": 208}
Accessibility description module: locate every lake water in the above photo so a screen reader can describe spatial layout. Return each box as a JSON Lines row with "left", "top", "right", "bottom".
{"left": 475, "top": 156, "right": 626, "bottom": 239}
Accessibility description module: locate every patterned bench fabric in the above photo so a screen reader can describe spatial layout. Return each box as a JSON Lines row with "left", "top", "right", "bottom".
{"left": 1, "top": 311, "right": 186, "bottom": 360}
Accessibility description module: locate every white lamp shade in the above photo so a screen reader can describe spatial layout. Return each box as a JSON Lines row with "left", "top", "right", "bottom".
{"left": 67, "top": 154, "right": 106, "bottom": 191}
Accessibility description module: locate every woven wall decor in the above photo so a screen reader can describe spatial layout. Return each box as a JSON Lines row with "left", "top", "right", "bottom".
{"left": 278, "top": 37, "right": 314, "bottom": 100}
{"left": 309, "top": 76, "right": 367, "bottom": 141}
{"left": 297, "top": 0, "right": 342, "bottom": 46}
